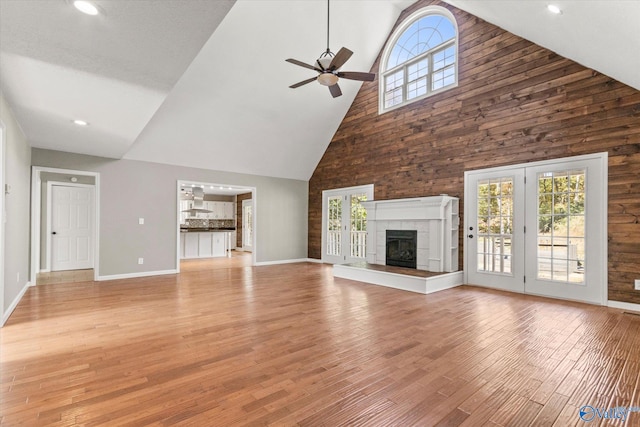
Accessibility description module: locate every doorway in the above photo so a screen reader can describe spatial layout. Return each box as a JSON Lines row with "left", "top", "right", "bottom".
{"left": 31, "top": 167, "right": 100, "bottom": 285}
{"left": 464, "top": 153, "right": 607, "bottom": 305}
{"left": 1, "top": 124, "right": 5, "bottom": 321}
{"left": 176, "top": 180, "right": 255, "bottom": 271}
{"left": 321, "top": 184, "right": 373, "bottom": 264}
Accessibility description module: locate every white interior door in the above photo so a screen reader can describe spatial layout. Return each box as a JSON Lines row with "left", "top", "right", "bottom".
{"left": 50, "top": 184, "right": 94, "bottom": 271}
{"left": 465, "top": 154, "right": 606, "bottom": 305}
{"left": 322, "top": 184, "right": 373, "bottom": 264}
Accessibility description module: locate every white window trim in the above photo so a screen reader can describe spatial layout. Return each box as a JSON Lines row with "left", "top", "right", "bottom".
{"left": 378, "top": 5, "right": 459, "bottom": 114}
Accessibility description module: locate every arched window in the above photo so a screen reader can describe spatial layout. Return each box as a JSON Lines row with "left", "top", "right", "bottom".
{"left": 379, "top": 6, "right": 458, "bottom": 113}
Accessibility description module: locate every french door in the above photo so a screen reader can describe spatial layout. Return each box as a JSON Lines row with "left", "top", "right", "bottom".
{"left": 242, "top": 199, "right": 253, "bottom": 250}
{"left": 465, "top": 154, "right": 606, "bottom": 305}
{"left": 322, "top": 184, "right": 373, "bottom": 264}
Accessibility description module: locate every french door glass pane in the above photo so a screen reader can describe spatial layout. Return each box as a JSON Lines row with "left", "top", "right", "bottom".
{"left": 350, "top": 193, "right": 367, "bottom": 258}
{"left": 476, "top": 177, "right": 513, "bottom": 274}
{"left": 536, "top": 170, "right": 585, "bottom": 284}
{"left": 244, "top": 205, "right": 253, "bottom": 246}
{"left": 327, "top": 196, "right": 342, "bottom": 256}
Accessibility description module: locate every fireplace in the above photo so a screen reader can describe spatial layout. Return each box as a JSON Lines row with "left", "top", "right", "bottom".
{"left": 386, "top": 230, "right": 417, "bottom": 269}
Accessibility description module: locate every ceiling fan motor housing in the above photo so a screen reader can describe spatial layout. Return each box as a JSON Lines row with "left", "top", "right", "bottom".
{"left": 317, "top": 72, "right": 339, "bottom": 86}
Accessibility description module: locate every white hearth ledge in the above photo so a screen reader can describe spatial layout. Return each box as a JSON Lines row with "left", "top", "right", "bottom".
{"left": 333, "top": 264, "right": 463, "bottom": 294}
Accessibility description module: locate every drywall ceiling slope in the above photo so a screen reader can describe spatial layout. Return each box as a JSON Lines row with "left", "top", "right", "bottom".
{"left": 124, "top": 0, "right": 414, "bottom": 181}
{"left": 0, "top": 0, "right": 235, "bottom": 158}
{"left": 442, "top": 0, "right": 640, "bottom": 91}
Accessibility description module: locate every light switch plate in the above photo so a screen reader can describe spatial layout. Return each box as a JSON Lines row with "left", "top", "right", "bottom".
{"left": 635, "top": 279, "right": 640, "bottom": 290}
{"left": 138, "top": 258, "right": 144, "bottom": 265}
{"left": 138, "top": 217, "right": 144, "bottom": 225}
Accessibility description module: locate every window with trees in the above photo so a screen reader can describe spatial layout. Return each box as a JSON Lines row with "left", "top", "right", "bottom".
{"left": 379, "top": 6, "right": 458, "bottom": 113}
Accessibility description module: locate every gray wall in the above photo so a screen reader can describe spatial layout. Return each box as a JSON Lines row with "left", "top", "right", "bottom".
{"left": 31, "top": 148, "right": 308, "bottom": 277}
{"left": 1, "top": 94, "right": 31, "bottom": 315}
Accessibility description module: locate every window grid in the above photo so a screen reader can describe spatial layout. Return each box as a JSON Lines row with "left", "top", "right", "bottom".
{"left": 382, "top": 41, "right": 456, "bottom": 111}
{"left": 536, "top": 170, "right": 586, "bottom": 284}
{"left": 380, "top": 7, "right": 457, "bottom": 113}
{"left": 350, "top": 193, "right": 367, "bottom": 258}
{"left": 327, "top": 196, "right": 342, "bottom": 256}
{"left": 476, "top": 177, "right": 514, "bottom": 275}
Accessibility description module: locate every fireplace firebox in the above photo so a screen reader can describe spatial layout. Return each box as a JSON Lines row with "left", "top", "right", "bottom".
{"left": 386, "top": 230, "right": 417, "bottom": 269}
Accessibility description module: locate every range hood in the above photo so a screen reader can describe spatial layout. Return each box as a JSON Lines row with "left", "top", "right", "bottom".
{"left": 182, "top": 187, "right": 212, "bottom": 214}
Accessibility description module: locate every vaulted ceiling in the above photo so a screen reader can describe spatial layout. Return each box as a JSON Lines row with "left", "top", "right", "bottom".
{"left": 1, "top": 0, "right": 638, "bottom": 180}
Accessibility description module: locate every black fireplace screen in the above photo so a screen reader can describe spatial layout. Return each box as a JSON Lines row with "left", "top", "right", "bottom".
{"left": 386, "top": 230, "right": 417, "bottom": 269}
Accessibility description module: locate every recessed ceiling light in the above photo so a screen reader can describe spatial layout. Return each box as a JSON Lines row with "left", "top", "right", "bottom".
{"left": 547, "top": 4, "right": 562, "bottom": 14}
{"left": 74, "top": 1, "right": 99, "bottom": 15}
{"left": 73, "top": 119, "right": 89, "bottom": 126}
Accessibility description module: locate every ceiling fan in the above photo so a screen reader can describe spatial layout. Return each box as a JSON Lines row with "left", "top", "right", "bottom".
{"left": 286, "top": 0, "right": 375, "bottom": 98}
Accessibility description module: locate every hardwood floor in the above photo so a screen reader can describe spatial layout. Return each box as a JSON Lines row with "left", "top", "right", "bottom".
{"left": 2, "top": 255, "right": 639, "bottom": 426}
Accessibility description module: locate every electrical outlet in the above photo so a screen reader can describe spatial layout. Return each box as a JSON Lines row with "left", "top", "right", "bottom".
{"left": 138, "top": 217, "right": 144, "bottom": 225}
{"left": 635, "top": 279, "right": 640, "bottom": 290}
{"left": 138, "top": 258, "right": 144, "bottom": 265}
{"left": 17, "top": 272, "right": 20, "bottom": 283}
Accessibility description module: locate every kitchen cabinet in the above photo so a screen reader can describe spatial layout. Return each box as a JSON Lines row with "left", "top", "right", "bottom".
{"left": 180, "top": 231, "right": 230, "bottom": 259}
{"left": 224, "top": 202, "right": 234, "bottom": 219}
{"left": 203, "top": 201, "right": 234, "bottom": 219}
{"left": 183, "top": 232, "right": 199, "bottom": 258}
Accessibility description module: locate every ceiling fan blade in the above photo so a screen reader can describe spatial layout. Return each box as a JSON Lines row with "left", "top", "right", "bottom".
{"left": 337, "top": 71, "right": 376, "bottom": 82}
{"left": 329, "top": 83, "right": 342, "bottom": 98}
{"left": 289, "top": 76, "right": 318, "bottom": 88}
{"left": 286, "top": 58, "right": 321, "bottom": 72}
{"left": 329, "top": 47, "right": 353, "bottom": 70}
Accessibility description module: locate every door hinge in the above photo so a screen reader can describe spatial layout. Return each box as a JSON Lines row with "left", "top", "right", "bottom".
{"left": 524, "top": 176, "right": 527, "bottom": 184}
{"left": 524, "top": 226, "right": 526, "bottom": 233}
{"left": 524, "top": 276, "right": 526, "bottom": 283}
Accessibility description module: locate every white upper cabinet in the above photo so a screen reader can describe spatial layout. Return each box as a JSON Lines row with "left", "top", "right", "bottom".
{"left": 224, "top": 202, "right": 234, "bottom": 220}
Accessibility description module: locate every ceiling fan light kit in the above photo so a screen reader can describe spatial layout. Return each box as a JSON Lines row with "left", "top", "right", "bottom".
{"left": 286, "top": 0, "right": 375, "bottom": 98}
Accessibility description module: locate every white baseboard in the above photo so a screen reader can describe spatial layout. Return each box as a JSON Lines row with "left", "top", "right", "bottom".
{"left": 39, "top": 268, "right": 50, "bottom": 273}
{"left": 608, "top": 300, "right": 640, "bottom": 313}
{"left": 96, "top": 269, "right": 178, "bottom": 281}
{"left": 2, "top": 280, "right": 32, "bottom": 326}
{"left": 254, "top": 258, "right": 321, "bottom": 266}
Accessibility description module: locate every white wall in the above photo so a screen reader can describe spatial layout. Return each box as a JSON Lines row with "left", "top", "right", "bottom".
{"left": 1, "top": 94, "right": 31, "bottom": 321}
{"left": 31, "top": 148, "right": 308, "bottom": 276}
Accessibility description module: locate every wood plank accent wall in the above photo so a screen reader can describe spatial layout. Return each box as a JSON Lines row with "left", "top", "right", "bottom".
{"left": 236, "top": 192, "right": 252, "bottom": 248}
{"left": 308, "top": 0, "right": 640, "bottom": 304}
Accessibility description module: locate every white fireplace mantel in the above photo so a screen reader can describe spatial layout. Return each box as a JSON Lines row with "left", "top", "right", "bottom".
{"left": 361, "top": 195, "right": 459, "bottom": 273}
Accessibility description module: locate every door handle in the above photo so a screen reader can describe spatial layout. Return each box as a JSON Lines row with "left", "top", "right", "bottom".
{"left": 468, "top": 234, "right": 474, "bottom": 238}
{"left": 52, "top": 231, "right": 57, "bottom": 235}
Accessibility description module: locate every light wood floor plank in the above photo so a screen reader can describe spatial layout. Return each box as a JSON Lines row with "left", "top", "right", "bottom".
{"left": 2, "top": 254, "right": 639, "bottom": 426}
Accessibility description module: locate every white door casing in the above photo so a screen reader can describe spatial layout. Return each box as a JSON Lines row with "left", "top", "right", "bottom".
{"left": 464, "top": 153, "right": 607, "bottom": 305}
{"left": 49, "top": 184, "right": 95, "bottom": 272}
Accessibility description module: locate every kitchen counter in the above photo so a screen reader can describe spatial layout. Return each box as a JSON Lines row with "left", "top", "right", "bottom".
{"left": 180, "top": 227, "right": 236, "bottom": 232}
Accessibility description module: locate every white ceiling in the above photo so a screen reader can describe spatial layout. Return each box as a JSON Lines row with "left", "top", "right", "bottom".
{"left": 1, "top": 0, "right": 638, "bottom": 181}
